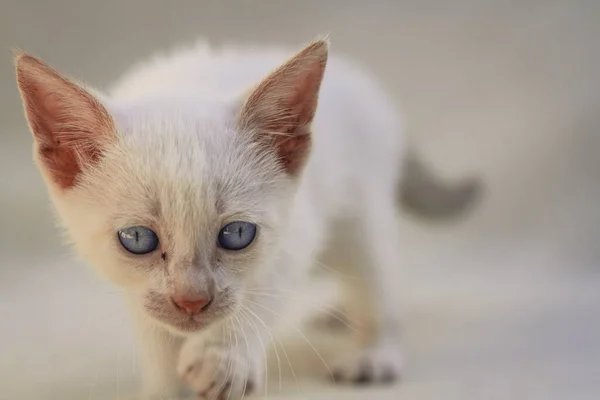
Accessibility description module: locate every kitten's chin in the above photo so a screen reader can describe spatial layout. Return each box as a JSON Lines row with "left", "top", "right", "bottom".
{"left": 146, "top": 309, "right": 228, "bottom": 335}
{"left": 163, "top": 318, "right": 211, "bottom": 334}
{"left": 147, "top": 311, "right": 222, "bottom": 336}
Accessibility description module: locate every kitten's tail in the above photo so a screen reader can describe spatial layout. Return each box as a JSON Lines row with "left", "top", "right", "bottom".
{"left": 398, "top": 150, "right": 483, "bottom": 221}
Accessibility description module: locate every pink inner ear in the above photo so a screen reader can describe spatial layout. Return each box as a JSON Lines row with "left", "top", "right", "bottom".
{"left": 16, "top": 54, "right": 116, "bottom": 189}
{"left": 240, "top": 40, "right": 328, "bottom": 175}
{"left": 270, "top": 133, "right": 312, "bottom": 174}
{"left": 287, "top": 70, "right": 323, "bottom": 128}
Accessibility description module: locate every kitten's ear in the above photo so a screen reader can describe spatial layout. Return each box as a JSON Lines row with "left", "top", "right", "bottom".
{"left": 15, "top": 53, "right": 116, "bottom": 190}
{"left": 239, "top": 39, "right": 329, "bottom": 175}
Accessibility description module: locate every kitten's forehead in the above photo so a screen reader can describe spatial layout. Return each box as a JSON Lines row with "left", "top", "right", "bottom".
{"left": 108, "top": 97, "right": 242, "bottom": 181}
{"left": 83, "top": 97, "right": 286, "bottom": 237}
{"left": 111, "top": 97, "right": 238, "bottom": 141}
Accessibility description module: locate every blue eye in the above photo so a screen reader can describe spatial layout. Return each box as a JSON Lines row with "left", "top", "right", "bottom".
{"left": 117, "top": 226, "right": 159, "bottom": 255}
{"left": 218, "top": 221, "right": 257, "bottom": 251}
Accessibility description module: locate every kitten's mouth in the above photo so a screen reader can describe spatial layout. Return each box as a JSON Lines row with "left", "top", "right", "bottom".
{"left": 144, "top": 290, "right": 236, "bottom": 333}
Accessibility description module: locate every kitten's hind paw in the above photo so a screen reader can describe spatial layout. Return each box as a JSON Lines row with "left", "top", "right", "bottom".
{"left": 330, "top": 343, "right": 403, "bottom": 385}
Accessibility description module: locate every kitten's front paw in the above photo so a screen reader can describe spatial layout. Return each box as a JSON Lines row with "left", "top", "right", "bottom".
{"left": 177, "top": 337, "right": 262, "bottom": 400}
{"left": 331, "top": 343, "right": 403, "bottom": 385}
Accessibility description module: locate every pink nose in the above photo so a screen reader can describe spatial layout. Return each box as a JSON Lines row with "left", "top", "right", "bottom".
{"left": 171, "top": 295, "right": 212, "bottom": 315}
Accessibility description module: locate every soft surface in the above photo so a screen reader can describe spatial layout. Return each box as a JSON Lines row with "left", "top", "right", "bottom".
{"left": 1, "top": 1, "right": 599, "bottom": 399}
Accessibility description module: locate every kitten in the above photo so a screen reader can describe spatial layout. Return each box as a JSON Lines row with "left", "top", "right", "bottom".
{"left": 15, "top": 37, "right": 480, "bottom": 399}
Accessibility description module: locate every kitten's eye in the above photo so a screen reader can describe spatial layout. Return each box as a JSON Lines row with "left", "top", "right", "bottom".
{"left": 118, "top": 226, "right": 159, "bottom": 255}
{"left": 218, "top": 221, "right": 257, "bottom": 251}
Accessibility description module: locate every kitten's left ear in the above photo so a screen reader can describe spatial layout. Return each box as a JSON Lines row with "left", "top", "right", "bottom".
{"left": 15, "top": 53, "right": 117, "bottom": 190}
{"left": 239, "top": 38, "right": 329, "bottom": 175}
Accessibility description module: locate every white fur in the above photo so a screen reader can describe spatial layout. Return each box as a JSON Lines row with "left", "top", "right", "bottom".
{"left": 41, "top": 39, "right": 405, "bottom": 399}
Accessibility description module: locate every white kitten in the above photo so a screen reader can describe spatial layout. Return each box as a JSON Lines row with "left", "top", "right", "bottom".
{"left": 15, "top": 37, "right": 479, "bottom": 399}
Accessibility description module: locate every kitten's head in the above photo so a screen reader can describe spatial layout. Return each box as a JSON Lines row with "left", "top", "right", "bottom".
{"left": 15, "top": 39, "right": 328, "bottom": 334}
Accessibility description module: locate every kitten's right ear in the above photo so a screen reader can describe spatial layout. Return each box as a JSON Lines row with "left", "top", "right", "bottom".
{"left": 238, "top": 38, "right": 329, "bottom": 176}
{"left": 15, "top": 53, "right": 117, "bottom": 190}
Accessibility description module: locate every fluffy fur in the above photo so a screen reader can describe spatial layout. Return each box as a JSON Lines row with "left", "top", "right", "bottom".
{"left": 15, "top": 37, "right": 478, "bottom": 399}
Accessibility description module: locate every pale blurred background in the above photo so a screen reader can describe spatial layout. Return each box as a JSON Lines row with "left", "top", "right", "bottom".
{"left": 1, "top": 1, "right": 599, "bottom": 399}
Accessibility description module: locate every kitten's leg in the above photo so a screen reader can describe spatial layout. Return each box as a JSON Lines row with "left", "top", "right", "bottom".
{"left": 177, "top": 322, "right": 263, "bottom": 400}
{"left": 328, "top": 202, "right": 404, "bottom": 384}
{"left": 176, "top": 288, "right": 293, "bottom": 400}
{"left": 129, "top": 303, "right": 188, "bottom": 399}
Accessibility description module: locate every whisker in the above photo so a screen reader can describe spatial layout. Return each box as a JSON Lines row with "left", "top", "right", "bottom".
{"left": 275, "top": 332, "right": 300, "bottom": 395}
{"left": 314, "top": 260, "right": 359, "bottom": 281}
{"left": 238, "top": 307, "right": 269, "bottom": 398}
{"left": 223, "top": 317, "right": 240, "bottom": 400}
{"left": 231, "top": 315, "right": 250, "bottom": 400}
{"left": 213, "top": 318, "right": 235, "bottom": 391}
{"left": 245, "top": 293, "right": 356, "bottom": 332}
{"left": 243, "top": 299, "right": 334, "bottom": 381}
{"left": 241, "top": 289, "right": 359, "bottom": 333}
{"left": 240, "top": 304, "right": 283, "bottom": 394}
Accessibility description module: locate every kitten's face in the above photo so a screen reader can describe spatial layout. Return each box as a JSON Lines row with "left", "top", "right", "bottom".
{"left": 15, "top": 39, "right": 327, "bottom": 334}
{"left": 57, "top": 106, "right": 292, "bottom": 333}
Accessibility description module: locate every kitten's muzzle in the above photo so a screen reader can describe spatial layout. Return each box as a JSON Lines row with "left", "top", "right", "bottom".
{"left": 170, "top": 294, "right": 213, "bottom": 315}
